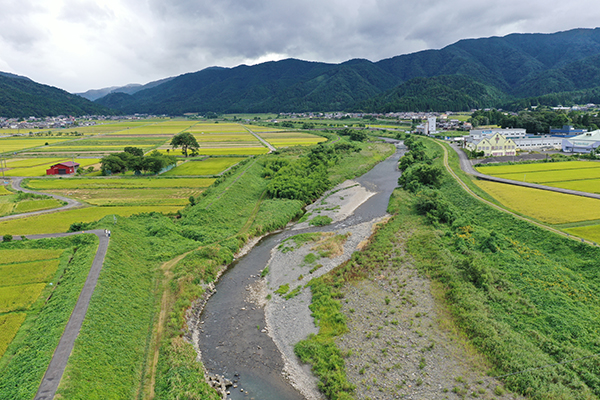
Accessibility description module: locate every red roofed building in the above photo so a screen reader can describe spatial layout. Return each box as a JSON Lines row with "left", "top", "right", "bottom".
{"left": 46, "top": 161, "right": 80, "bottom": 175}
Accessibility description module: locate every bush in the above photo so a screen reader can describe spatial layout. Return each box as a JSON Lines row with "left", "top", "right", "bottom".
{"left": 3, "top": 234, "right": 12, "bottom": 242}
{"left": 413, "top": 189, "right": 455, "bottom": 224}
{"left": 310, "top": 216, "right": 333, "bottom": 226}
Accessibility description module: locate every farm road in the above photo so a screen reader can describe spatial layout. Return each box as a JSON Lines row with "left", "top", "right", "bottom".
{"left": 0, "top": 177, "right": 83, "bottom": 221}
{"left": 27, "top": 229, "right": 110, "bottom": 400}
{"left": 451, "top": 144, "right": 600, "bottom": 200}
{"left": 241, "top": 125, "right": 276, "bottom": 152}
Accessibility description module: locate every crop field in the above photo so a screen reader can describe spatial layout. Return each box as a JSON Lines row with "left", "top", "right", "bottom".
{"left": 13, "top": 199, "right": 63, "bottom": 213}
{"left": 0, "top": 260, "right": 61, "bottom": 287}
{"left": 0, "top": 186, "right": 10, "bottom": 196}
{"left": 0, "top": 313, "right": 26, "bottom": 358}
{"left": 0, "top": 205, "right": 182, "bottom": 235}
{"left": 33, "top": 136, "right": 169, "bottom": 153}
{"left": 185, "top": 123, "right": 250, "bottom": 134}
{"left": 50, "top": 188, "right": 202, "bottom": 206}
{"left": 192, "top": 133, "right": 259, "bottom": 142}
{"left": 0, "top": 246, "right": 65, "bottom": 360}
{"left": 26, "top": 177, "right": 215, "bottom": 189}
{"left": 564, "top": 225, "right": 600, "bottom": 243}
{"left": 106, "top": 120, "right": 197, "bottom": 135}
{"left": 0, "top": 283, "right": 46, "bottom": 313}
{"left": 255, "top": 131, "right": 326, "bottom": 147}
{"left": 162, "top": 157, "right": 245, "bottom": 176}
{"left": 3, "top": 158, "right": 101, "bottom": 176}
{"left": 476, "top": 160, "right": 600, "bottom": 175}
{"left": 0, "top": 138, "right": 70, "bottom": 153}
{"left": 474, "top": 180, "right": 600, "bottom": 224}
{"left": 243, "top": 125, "right": 282, "bottom": 132}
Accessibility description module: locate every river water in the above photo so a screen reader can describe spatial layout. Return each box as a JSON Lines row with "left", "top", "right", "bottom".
{"left": 195, "top": 139, "right": 404, "bottom": 400}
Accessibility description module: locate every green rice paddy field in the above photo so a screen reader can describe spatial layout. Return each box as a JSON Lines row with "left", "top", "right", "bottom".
{"left": 26, "top": 177, "right": 215, "bottom": 190}
{"left": 0, "top": 248, "right": 65, "bottom": 359}
{"left": 162, "top": 157, "right": 245, "bottom": 176}
{"left": 474, "top": 160, "right": 600, "bottom": 244}
{"left": 0, "top": 205, "right": 181, "bottom": 235}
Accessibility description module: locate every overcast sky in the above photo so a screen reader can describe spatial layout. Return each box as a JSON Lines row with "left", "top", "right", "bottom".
{"left": 1, "top": 0, "right": 599, "bottom": 93}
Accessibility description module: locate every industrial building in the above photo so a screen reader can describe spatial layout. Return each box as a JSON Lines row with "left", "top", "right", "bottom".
{"left": 562, "top": 130, "right": 600, "bottom": 153}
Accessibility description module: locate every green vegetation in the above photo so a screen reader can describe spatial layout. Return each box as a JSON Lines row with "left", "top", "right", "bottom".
{"left": 162, "top": 157, "right": 246, "bottom": 176}
{"left": 309, "top": 215, "right": 333, "bottom": 226}
{"left": 0, "top": 235, "right": 98, "bottom": 399}
{"left": 396, "top": 138, "right": 600, "bottom": 399}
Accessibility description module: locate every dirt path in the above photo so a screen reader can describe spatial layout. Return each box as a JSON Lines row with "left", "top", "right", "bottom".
{"left": 32, "top": 229, "right": 110, "bottom": 400}
{"left": 143, "top": 251, "right": 193, "bottom": 400}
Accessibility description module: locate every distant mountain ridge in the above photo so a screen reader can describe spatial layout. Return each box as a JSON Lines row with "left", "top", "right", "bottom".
{"left": 93, "top": 27, "right": 600, "bottom": 114}
{"left": 0, "top": 73, "right": 112, "bottom": 118}
{"left": 77, "top": 77, "right": 175, "bottom": 101}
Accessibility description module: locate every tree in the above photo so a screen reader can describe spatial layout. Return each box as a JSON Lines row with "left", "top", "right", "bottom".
{"left": 170, "top": 132, "right": 199, "bottom": 157}
{"left": 124, "top": 146, "right": 144, "bottom": 157}
{"left": 100, "top": 154, "right": 127, "bottom": 175}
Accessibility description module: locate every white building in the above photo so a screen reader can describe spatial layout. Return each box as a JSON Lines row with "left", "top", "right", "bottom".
{"left": 513, "top": 135, "right": 563, "bottom": 150}
{"left": 562, "top": 130, "right": 600, "bottom": 153}
{"left": 468, "top": 128, "right": 527, "bottom": 143}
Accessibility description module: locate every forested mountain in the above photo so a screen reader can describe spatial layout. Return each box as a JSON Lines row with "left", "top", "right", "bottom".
{"left": 0, "top": 73, "right": 112, "bottom": 118}
{"left": 94, "top": 28, "right": 600, "bottom": 114}
{"left": 354, "top": 75, "right": 510, "bottom": 112}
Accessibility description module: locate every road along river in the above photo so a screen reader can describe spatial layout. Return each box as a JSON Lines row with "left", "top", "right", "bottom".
{"left": 191, "top": 139, "right": 404, "bottom": 399}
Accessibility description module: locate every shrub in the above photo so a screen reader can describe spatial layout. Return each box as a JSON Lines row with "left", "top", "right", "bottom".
{"left": 2, "top": 234, "right": 12, "bottom": 242}
{"left": 310, "top": 216, "right": 333, "bottom": 227}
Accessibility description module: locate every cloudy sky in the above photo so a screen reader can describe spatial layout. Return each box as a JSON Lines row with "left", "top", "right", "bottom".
{"left": 1, "top": 0, "right": 599, "bottom": 93}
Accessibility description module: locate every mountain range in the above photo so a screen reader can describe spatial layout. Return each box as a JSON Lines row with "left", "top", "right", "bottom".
{"left": 3, "top": 27, "right": 600, "bottom": 117}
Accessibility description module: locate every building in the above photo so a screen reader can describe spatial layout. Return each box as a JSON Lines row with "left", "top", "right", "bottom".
{"left": 468, "top": 133, "right": 517, "bottom": 156}
{"left": 46, "top": 161, "right": 79, "bottom": 175}
{"left": 468, "top": 128, "right": 527, "bottom": 143}
{"left": 513, "top": 135, "right": 563, "bottom": 150}
{"left": 549, "top": 125, "right": 587, "bottom": 136}
{"left": 562, "top": 130, "right": 600, "bottom": 153}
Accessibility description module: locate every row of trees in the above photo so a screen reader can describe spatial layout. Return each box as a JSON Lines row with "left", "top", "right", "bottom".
{"left": 100, "top": 147, "right": 176, "bottom": 175}
{"left": 469, "top": 108, "right": 600, "bottom": 133}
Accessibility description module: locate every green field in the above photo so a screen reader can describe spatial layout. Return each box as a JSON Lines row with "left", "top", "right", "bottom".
{"left": 0, "top": 260, "right": 61, "bottom": 287}
{"left": 0, "top": 313, "right": 26, "bottom": 359}
{"left": 51, "top": 188, "right": 201, "bottom": 206}
{"left": 13, "top": 199, "right": 63, "bottom": 213}
{"left": 106, "top": 120, "right": 197, "bottom": 135}
{"left": 4, "top": 158, "right": 101, "bottom": 177}
{"left": 0, "top": 138, "right": 70, "bottom": 153}
{"left": 0, "top": 283, "right": 46, "bottom": 313}
{"left": 26, "top": 177, "right": 215, "bottom": 190}
{"left": 0, "top": 249, "right": 63, "bottom": 263}
{"left": 162, "top": 157, "right": 245, "bottom": 176}
{"left": 0, "top": 205, "right": 182, "bottom": 235}
{"left": 255, "top": 131, "right": 326, "bottom": 147}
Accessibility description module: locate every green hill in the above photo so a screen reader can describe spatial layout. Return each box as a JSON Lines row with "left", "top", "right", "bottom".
{"left": 0, "top": 73, "right": 112, "bottom": 118}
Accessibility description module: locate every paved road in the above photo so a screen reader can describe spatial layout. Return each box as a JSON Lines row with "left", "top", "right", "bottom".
{"left": 0, "top": 177, "right": 83, "bottom": 221}
{"left": 241, "top": 125, "right": 276, "bottom": 152}
{"left": 450, "top": 143, "right": 600, "bottom": 200}
{"left": 31, "top": 229, "right": 110, "bottom": 400}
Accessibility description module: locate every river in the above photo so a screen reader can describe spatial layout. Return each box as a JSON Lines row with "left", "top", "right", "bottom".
{"left": 194, "top": 139, "right": 404, "bottom": 399}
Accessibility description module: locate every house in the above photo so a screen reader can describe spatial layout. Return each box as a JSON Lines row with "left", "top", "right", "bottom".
{"left": 468, "top": 133, "right": 517, "bottom": 156}
{"left": 46, "top": 161, "right": 80, "bottom": 175}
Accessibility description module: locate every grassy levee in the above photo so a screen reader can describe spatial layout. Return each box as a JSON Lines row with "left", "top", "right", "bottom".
{"left": 0, "top": 235, "right": 98, "bottom": 399}
{"left": 405, "top": 138, "right": 600, "bottom": 399}
{"left": 55, "top": 215, "right": 199, "bottom": 400}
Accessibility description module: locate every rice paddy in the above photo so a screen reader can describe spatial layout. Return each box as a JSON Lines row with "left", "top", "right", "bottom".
{"left": 0, "top": 313, "right": 26, "bottom": 359}
{"left": 254, "top": 131, "right": 326, "bottom": 147}
{"left": 162, "top": 157, "right": 245, "bottom": 176}
{"left": 0, "top": 205, "right": 182, "bottom": 235}
{"left": 473, "top": 180, "right": 600, "bottom": 224}
{"left": 0, "top": 138, "right": 70, "bottom": 153}
{"left": 476, "top": 161, "right": 600, "bottom": 193}
{"left": 26, "top": 177, "right": 215, "bottom": 189}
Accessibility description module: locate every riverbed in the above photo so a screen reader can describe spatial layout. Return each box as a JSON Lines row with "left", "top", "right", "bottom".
{"left": 192, "top": 139, "right": 404, "bottom": 399}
